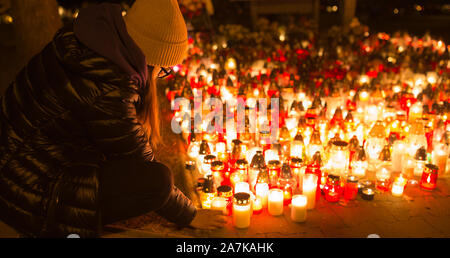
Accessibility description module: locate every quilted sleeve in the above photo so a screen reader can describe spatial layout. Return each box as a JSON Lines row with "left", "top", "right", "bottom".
{"left": 80, "top": 84, "right": 155, "bottom": 162}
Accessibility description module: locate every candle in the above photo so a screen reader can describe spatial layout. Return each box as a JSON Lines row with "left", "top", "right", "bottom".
{"left": 290, "top": 195, "right": 307, "bottom": 222}
{"left": 264, "top": 149, "right": 280, "bottom": 164}
{"left": 432, "top": 148, "right": 447, "bottom": 177}
{"left": 255, "top": 182, "right": 269, "bottom": 208}
{"left": 392, "top": 141, "right": 406, "bottom": 172}
{"left": 290, "top": 157, "right": 304, "bottom": 189}
{"left": 302, "top": 174, "right": 318, "bottom": 210}
{"left": 344, "top": 175, "right": 359, "bottom": 200}
{"left": 290, "top": 141, "right": 304, "bottom": 159}
{"left": 420, "top": 164, "right": 438, "bottom": 191}
{"left": 211, "top": 197, "right": 228, "bottom": 214}
{"left": 200, "top": 175, "right": 215, "bottom": 209}
{"left": 402, "top": 156, "right": 415, "bottom": 179}
{"left": 211, "top": 160, "right": 225, "bottom": 187}
{"left": 361, "top": 187, "right": 375, "bottom": 200}
{"left": 391, "top": 181, "right": 405, "bottom": 197}
{"left": 201, "top": 193, "right": 216, "bottom": 209}
{"left": 253, "top": 197, "right": 263, "bottom": 214}
{"left": 358, "top": 179, "right": 374, "bottom": 194}
{"left": 376, "top": 167, "right": 392, "bottom": 192}
{"left": 233, "top": 193, "right": 251, "bottom": 229}
{"left": 267, "top": 160, "right": 281, "bottom": 187}
{"left": 201, "top": 154, "right": 216, "bottom": 176}
{"left": 329, "top": 141, "right": 349, "bottom": 177}
{"left": 217, "top": 185, "right": 233, "bottom": 215}
{"left": 234, "top": 182, "right": 250, "bottom": 194}
{"left": 414, "top": 146, "right": 427, "bottom": 177}
{"left": 249, "top": 151, "right": 265, "bottom": 190}
{"left": 215, "top": 142, "right": 226, "bottom": 156}
{"left": 268, "top": 189, "right": 284, "bottom": 216}
{"left": 324, "top": 174, "right": 341, "bottom": 202}
{"left": 352, "top": 159, "right": 367, "bottom": 175}
{"left": 230, "top": 172, "right": 244, "bottom": 188}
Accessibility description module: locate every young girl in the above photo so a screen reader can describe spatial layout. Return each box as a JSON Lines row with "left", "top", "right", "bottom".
{"left": 0, "top": 0, "right": 226, "bottom": 237}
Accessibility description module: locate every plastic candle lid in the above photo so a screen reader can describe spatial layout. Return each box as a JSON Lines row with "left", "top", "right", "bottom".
{"left": 234, "top": 192, "right": 251, "bottom": 205}
{"left": 211, "top": 160, "right": 225, "bottom": 170}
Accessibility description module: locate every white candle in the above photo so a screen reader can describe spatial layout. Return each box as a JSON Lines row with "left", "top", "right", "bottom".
{"left": 391, "top": 181, "right": 405, "bottom": 197}
{"left": 302, "top": 174, "right": 318, "bottom": 210}
{"left": 233, "top": 203, "right": 251, "bottom": 229}
{"left": 290, "top": 141, "right": 303, "bottom": 158}
{"left": 211, "top": 197, "right": 227, "bottom": 214}
{"left": 234, "top": 182, "right": 250, "bottom": 194}
{"left": 352, "top": 161, "right": 367, "bottom": 177}
{"left": 414, "top": 160, "right": 426, "bottom": 177}
{"left": 255, "top": 183, "right": 269, "bottom": 208}
{"left": 291, "top": 195, "right": 307, "bottom": 222}
{"left": 297, "top": 167, "right": 306, "bottom": 192}
{"left": 268, "top": 189, "right": 284, "bottom": 216}
{"left": 433, "top": 149, "right": 447, "bottom": 176}
{"left": 392, "top": 141, "right": 405, "bottom": 172}
{"left": 264, "top": 149, "right": 279, "bottom": 164}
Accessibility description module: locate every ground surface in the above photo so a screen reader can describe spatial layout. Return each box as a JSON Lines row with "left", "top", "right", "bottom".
{"left": 102, "top": 176, "right": 450, "bottom": 238}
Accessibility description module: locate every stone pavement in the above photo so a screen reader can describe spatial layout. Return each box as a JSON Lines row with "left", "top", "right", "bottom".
{"left": 2, "top": 176, "right": 449, "bottom": 238}
{"left": 102, "top": 176, "right": 450, "bottom": 238}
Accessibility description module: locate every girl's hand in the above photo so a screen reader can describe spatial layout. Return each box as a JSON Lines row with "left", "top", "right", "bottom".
{"left": 190, "top": 209, "right": 227, "bottom": 230}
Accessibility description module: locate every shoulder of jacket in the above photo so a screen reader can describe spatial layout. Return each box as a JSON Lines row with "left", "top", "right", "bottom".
{"left": 52, "top": 24, "right": 133, "bottom": 88}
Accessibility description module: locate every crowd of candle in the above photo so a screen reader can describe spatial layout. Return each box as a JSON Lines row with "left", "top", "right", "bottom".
{"left": 163, "top": 18, "right": 450, "bottom": 229}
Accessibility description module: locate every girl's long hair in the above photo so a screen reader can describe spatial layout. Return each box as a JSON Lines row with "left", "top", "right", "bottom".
{"left": 137, "top": 66, "right": 161, "bottom": 147}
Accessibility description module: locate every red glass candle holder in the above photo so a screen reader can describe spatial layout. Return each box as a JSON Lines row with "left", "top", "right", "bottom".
{"left": 252, "top": 200, "right": 263, "bottom": 215}
{"left": 282, "top": 185, "right": 293, "bottom": 205}
{"left": 344, "top": 176, "right": 359, "bottom": 200}
{"left": 420, "top": 164, "right": 438, "bottom": 191}
{"left": 324, "top": 175, "right": 341, "bottom": 202}
{"left": 376, "top": 178, "right": 391, "bottom": 192}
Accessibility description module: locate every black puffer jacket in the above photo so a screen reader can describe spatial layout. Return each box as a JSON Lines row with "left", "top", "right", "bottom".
{"left": 0, "top": 26, "right": 196, "bottom": 237}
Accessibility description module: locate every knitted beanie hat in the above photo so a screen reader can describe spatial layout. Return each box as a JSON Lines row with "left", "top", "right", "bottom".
{"left": 124, "top": 0, "right": 188, "bottom": 67}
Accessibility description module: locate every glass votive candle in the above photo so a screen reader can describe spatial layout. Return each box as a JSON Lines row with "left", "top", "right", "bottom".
{"left": 234, "top": 182, "right": 250, "bottom": 194}
{"left": 268, "top": 189, "right": 284, "bottom": 216}
{"left": 375, "top": 167, "right": 391, "bottom": 192}
{"left": 402, "top": 156, "right": 415, "bottom": 180}
{"left": 432, "top": 146, "right": 447, "bottom": 177}
{"left": 253, "top": 196, "right": 263, "bottom": 215}
{"left": 344, "top": 175, "right": 359, "bottom": 200}
{"left": 230, "top": 171, "right": 246, "bottom": 188}
{"left": 391, "top": 180, "right": 405, "bottom": 197}
{"left": 255, "top": 182, "right": 269, "bottom": 208}
{"left": 201, "top": 154, "right": 216, "bottom": 176}
{"left": 393, "top": 174, "right": 408, "bottom": 196}
{"left": 361, "top": 187, "right": 375, "bottom": 201}
{"left": 290, "top": 157, "right": 303, "bottom": 188}
{"left": 290, "top": 195, "right": 307, "bottom": 223}
{"left": 211, "top": 160, "right": 226, "bottom": 187}
{"left": 324, "top": 174, "right": 341, "bottom": 203}
{"left": 328, "top": 140, "right": 350, "bottom": 177}
{"left": 267, "top": 160, "right": 281, "bottom": 187}
{"left": 233, "top": 193, "right": 251, "bottom": 229}
{"left": 211, "top": 197, "right": 228, "bottom": 214}
{"left": 420, "top": 164, "right": 438, "bottom": 191}
{"left": 217, "top": 185, "right": 233, "bottom": 215}
{"left": 357, "top": 179, "right": 374, "bottom": 194}
{"left": 302, "top": 173, "right": 318, "bottom": 210}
